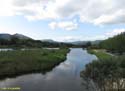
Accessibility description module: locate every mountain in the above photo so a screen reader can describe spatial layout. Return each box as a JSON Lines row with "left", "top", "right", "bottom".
{"left": 70, "top": 41, "right": 88, "bottom": 45}
{"left": 13, "top": 33, "right": 31, "bottom": 39}
{"left": 91, "top": 40, "right": 102, "bottom": 45}
{"left": 41, "top": 39, "right": 57, "bottom": 43}
{"left": 69, "top": 40, "right": 102, "bottom": 45}
{"left": 0, "top": 34, "right": 12, "bottom": 40}
{"left": 0, "top": 33, "right": 75, "bottom": 48}
{"left": 0, "top": 33, "right": 31, "bottom": 40}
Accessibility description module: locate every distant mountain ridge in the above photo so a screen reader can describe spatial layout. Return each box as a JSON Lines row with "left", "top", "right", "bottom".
{"left": 0, "top": 33, "right": 31, "bottom": 40}
{"left": 0, "top": 34, "right": 12, "bottom": 40}
{"left": 13, "top": 33, "right": 31, "bottom": 39}
{"left": 0, "top": 33, "right": 102, "bottom": 45}
{"left": 41, "top": 39, "right": 57, "bottom": 43}
{"left": 69, "top": 40, "right": 102, "bottom": 45}
{"left": 0, "top": 33, "right": 74, "bottom": 48}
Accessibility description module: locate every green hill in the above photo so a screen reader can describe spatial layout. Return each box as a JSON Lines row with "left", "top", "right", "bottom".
{"left": 99, "top": 33, "right": 125, "bottom": 54}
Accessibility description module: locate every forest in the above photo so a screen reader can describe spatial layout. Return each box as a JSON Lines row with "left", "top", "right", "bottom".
{"left": 0, "top": 36, "right": 74, "bottom": 48}
{"left": 82, "top": 33, "right": 125, "bottom": 91}
{"left": 99, "top": 33, "right": 125, "bottom": 54}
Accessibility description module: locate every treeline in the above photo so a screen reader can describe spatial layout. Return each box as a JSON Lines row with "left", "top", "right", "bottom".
{"left": 0, "top": 37, "right": 74, "bottom": 48}
{"left": 90, "top": 32, "right": 125, "bottom": 54}
{"left": 99, "top": 33, "right": 125, "bottom": 54}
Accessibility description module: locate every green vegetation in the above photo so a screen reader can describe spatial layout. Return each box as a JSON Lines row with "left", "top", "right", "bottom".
{"left": 88, "top": 49, "right": 113, "bottom": 60}
{"left": 99, "top": 33, "right": 125, "bottom": 54}
{"left": 0, "top": 48, "right": 69, "bottom": 78}
{"left": 82, "top": 55, "right": 125, "bottom": 91}
{"left": 0, "top": 37, "right": 74, "bottom": 48}
{"left": 83, "top": 33, "right": 125, "bottom": 91}
{"left": 82, "top": 49, "right": 125, "bottom": 91}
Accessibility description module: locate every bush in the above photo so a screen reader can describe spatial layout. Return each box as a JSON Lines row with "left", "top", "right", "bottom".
{"left": 82, "top": 56, "right": 125, "bottom": 91}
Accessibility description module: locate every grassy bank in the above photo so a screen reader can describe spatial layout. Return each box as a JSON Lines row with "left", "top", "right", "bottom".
{"left": 82, "top": 49, "right": 125, "bottom": 91}
{"left": 0, "top": 48, "right": 69, "bottom": 78}
{"left": 87, "top": 49, "right": 113, "bottom": 60}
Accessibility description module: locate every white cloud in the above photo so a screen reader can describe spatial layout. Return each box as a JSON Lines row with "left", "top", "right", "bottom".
{"left": 94, "top": 10, "right": 125, "bottom": 25}
{"left": 106, "top": 28, "right": 125, "bottom": 37}
{"left": 0, "top": 0, "right": 15, "bottom": 16}
{"left": 49, "top": 22, "right": 57, "bottom": 30}
{"left": 49, "top": 21, "right": 78, "bottom": 30}
{"left": 0, "top": 0, "right": 125, "bottom": 25}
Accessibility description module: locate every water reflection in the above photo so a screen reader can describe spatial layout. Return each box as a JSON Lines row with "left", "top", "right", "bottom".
{"left": 0, "top": 48, "right": 13, "bottom": 51}
{"left": 0, "top": 48, "right": 97, "bottom": 91}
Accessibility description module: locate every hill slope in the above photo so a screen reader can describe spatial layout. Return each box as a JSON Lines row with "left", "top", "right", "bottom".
{"left": 99, "top": 32, "right": 125, "bottom": 53}
{"left": 0, "top": 34, "right": 12, "bottom": 40}
{"left": 0, "top": 33, "right": 31, "bottom": 40}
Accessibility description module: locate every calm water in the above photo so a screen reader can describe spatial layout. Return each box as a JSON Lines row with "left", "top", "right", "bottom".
{"left": 0, "top": 48, "right": 13, "bottom": 51}
{"left": 0, "top": 48, "right": 97, "bottom": 91}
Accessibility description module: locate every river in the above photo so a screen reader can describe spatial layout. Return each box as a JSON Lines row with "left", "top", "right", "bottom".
{"left": 0, "top": 48, "right": 97, "bottom": 91}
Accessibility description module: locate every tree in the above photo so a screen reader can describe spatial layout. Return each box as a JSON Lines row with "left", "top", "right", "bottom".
{"left": 99, "top": 33, "right": 125, "bottom": 54}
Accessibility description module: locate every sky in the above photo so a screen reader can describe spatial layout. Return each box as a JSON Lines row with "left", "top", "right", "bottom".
{"left": 0, "top": 0, "right": 125, "bottom": 42}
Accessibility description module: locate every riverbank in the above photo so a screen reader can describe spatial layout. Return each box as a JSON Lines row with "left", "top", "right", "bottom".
{"left": 0, "top": 48, "right": 69, "bottom": 79}
{"left": 0, "top": 48, "right": 98, "bottom": 91}
{"left": 82, "top": 49, "right": 125, "bottom": 91}
{"left": 87, "top": 49, "right": 113, "bottom": 60}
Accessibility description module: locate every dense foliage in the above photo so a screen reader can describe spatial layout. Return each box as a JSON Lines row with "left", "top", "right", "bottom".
{"left": 0, "top": 48, "right": 69, "bottom": 79}
{"left": 82, "top": 56, "right": 125, "bottom": 91}
{"left": 0, "top": 37, "right": 74, "bottom": 48}
{"left": 82, "top": 49, "right": 125, "bottom": 91}
{"left": 99, "top": 33, "right": 125, "bottom": 54}
{"left": 84, "top": 32, "right": 125, "bottom": 90}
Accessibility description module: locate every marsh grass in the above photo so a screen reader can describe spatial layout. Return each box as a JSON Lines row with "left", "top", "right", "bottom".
{"left": 0, "top": 48, "right": 69, "bottom": 78}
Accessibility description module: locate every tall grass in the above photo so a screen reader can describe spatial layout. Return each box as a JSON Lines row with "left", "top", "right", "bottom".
{"left": 0, "top": 48, "right": 69, "bottom": 78}
{"left": 82, "top": 49, "right": 125, "bottom": 91}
